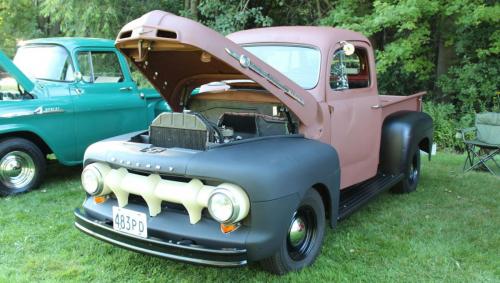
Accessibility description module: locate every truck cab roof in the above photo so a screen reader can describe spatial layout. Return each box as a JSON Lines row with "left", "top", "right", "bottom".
{"left": 20, "top": 37, "right": 115, "bottom": 52}
{"left": 227, "top": 26, "right": 371, "bottom": 53}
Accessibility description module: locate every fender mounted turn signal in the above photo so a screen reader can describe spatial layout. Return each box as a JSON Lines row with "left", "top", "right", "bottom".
{"left": 93, "top": 196, "right": 108, "bottom": 204}
{"left": 220, "top": 223, "right": 240, "bottom": 234}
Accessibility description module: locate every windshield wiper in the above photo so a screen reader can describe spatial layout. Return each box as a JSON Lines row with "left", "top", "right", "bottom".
{"left": 17, "top": 83, "right": 34, "bottom": 99}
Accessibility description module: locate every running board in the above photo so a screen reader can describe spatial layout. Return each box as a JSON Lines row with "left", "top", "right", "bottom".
{"left": 338, "top": 173, "right": 404, "bottom": 220}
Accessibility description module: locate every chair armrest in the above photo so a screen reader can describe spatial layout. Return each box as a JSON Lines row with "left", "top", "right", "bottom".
{"left": 459, "top": 127, "right": 477, "bottom": 142}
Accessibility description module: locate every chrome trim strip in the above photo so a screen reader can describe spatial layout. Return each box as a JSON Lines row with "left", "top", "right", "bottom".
{"left": 0, "top": 107, "right": 65, "bottom": 119}
{"left": 33, "top": 106, "right": 65, "bottom": 115}
{"left": 225, "top": 48, "right": 305, "bottom": 105}
{"left": 0, "top": 111, "right": 35, "bottom": 118}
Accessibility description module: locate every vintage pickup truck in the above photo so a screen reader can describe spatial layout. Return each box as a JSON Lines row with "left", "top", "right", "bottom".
{"left": 0, "top": 38, "right": 168, "bottom": 195}
{"left": 74, "top": 11, "right": 433, "bottom": 274}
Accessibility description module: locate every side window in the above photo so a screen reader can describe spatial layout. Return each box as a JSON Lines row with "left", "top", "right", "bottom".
{"left": 127, "top": 58, "right": 154, "bottom": 88}
{"left": 61, "top": 56, "right": 75, "bottom": 81}
{"left": 330, "top": 48, "right": 370, "bottom": 90}
{"left": 77, "top": 52, "right": 92, "bottom": 82}
{"left": 77, "top": 51, "right": 124, "bottom": 83}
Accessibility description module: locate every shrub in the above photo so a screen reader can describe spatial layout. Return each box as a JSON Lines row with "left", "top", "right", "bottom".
{"left": 423, "top": 102, "right": 464, "bottom": 151}
{"left": 438, "top": 59, "right": 500, "bottom": 115}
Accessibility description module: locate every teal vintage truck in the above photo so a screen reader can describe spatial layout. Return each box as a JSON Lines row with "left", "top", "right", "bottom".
{"left": 0, "top": 38, "right": 168, "bottom": 196}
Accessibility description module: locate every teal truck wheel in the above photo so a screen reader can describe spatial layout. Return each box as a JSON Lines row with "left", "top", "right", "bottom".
{"left": 0, "top": 137, "right": 45, "bottom": 195}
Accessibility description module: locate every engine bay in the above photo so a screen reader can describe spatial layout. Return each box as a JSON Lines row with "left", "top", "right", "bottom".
{"left": 130, "top": 88, "right": 298, "bottom": 151}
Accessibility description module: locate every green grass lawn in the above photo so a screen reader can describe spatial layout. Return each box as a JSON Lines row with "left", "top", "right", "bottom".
{"left": 0, "top": 153, "right": 498, "bottom": 282}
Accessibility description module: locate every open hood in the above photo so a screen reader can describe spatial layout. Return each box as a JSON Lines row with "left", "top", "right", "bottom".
{"left": 0, "top": 50, "right": 34, "bottom": 93}
{"left": 115, "top": 10, "right": 323, "bottom": 137}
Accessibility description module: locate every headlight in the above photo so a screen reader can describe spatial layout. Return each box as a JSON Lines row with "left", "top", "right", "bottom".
{"left": 207, "top": 184, "right": 250, "bottom": 224}
{"left": 81, "top": 163, "right": 110, "bottom": 196}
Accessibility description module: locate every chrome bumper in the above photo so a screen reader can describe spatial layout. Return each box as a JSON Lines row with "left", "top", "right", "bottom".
{"left": 74, "top": 209, "right": 248, "bottom": 267}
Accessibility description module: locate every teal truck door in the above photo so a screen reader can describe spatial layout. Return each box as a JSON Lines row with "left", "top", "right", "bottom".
{"left": 72, "top": 48, "right": 148, "bottom": 156}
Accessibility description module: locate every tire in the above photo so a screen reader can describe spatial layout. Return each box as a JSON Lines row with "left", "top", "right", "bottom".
{"left": 260, "top": 189, "right": 326, "bottom": 275}
{"left": 0, "top": 138, "right": 46, "bottom": 196}
{"left": 392, "top": 147, "right": 421, "bottom": 193}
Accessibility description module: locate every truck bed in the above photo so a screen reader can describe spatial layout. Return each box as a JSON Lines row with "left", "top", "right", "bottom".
{"left": 379, "top": 92, "right": 425, "bottom": 119}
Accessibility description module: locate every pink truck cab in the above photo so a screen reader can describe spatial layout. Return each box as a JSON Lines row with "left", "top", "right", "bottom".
{"left": 230, "top": 26, "right": 427, "bottom": 189}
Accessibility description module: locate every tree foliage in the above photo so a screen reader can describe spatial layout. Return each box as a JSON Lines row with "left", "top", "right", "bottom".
{"left": 40, "top": 0, "right": 182, "bottom": 38}
{"left": 0, "top": 0, "right": 45, "bottom": 55}
{"left": 0, "top": 0, "right": 498, "bottom": 150}
{"left": 196, "top": 0, "right": 272, "bottom": 35}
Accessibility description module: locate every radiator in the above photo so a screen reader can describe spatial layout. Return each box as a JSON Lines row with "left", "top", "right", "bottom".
{"left": 149, "top": 112, "right": 208, "bottom": 150}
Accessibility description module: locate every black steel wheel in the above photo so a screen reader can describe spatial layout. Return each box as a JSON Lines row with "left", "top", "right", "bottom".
{"left": 0, "top": 138, "right": 46, "bottom": 196}
{"left": 392, "top": 147, "right": 421, "bottom": 193}
{"left": 260, "top": 189, "right": 325, "bottom": 275}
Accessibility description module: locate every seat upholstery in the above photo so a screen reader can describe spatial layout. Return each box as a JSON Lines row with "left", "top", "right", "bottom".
{"left": 476, "top": 112, "right": 500, "bottom": 145}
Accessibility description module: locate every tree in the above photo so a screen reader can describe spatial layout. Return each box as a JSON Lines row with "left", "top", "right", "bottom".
{"left": 0, "top": 0, "right": 50, "bottom": 55}
{"left": 321, "top": 0, "right": 499, "bottom": 113}
{"left": 195, "top": 0, "right": 271, "bottom": 34}
{"left": 40, "top": 0, "right": 182, "bottom": 38}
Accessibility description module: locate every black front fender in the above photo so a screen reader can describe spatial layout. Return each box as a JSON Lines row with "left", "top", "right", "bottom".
{"left": 186, "top": 136, "right": 341, "bottom": 228}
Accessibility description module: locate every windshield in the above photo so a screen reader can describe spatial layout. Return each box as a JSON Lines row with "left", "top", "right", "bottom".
{"left": 13, "top": 45, "right": 74, "bottom": 81}
{"left": 244, "top": 45, "right": 321, "bottom": 89}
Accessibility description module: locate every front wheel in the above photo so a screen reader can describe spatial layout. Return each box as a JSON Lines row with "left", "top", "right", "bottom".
{"left": 260, "top": 189, "right": 326, "bottom": 275}
{"left": 392, "top": 147, "right": 421, "bottom": 193}
{"left": 0, "top": 138, "right": 46, "bottom": 196}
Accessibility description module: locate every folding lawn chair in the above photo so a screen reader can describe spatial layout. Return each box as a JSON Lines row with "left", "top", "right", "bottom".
{"left": 460, "top": 112, "right": 500, "bottom": 175}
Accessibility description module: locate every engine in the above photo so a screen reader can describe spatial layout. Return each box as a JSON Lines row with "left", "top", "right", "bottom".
{"left": 148, "top": 111, "right": 291, "bottom": 150}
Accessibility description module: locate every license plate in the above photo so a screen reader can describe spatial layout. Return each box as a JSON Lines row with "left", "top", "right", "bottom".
{"left": 112, "top": 206, "right": 148, "bottom": 238}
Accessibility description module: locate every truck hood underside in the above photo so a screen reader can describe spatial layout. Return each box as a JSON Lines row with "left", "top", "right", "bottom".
{"left": 115, "top": 10, "right": 323, "bottom": 138}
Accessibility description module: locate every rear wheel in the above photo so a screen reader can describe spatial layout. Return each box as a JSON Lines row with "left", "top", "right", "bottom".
{"left": 0, "top": 138, "right": 46, "bottom": 196}
{"left": 260, "top": 189, "right": 325, "bottom": 275}
{"left": 392, "top": 147, "right": 421, "bottom": 193}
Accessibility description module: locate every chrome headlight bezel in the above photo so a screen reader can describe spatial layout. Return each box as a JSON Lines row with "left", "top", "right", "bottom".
{"left": 81, "top": 164, "right": 104, "bottom": 196}
{"left": 207, "top": 184, "right": 250, "bottom": 224}
{"left": 207, "top": 189, "right": 239, "bottom": 224}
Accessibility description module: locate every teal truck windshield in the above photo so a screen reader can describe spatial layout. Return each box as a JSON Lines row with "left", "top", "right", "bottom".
{"left": 13, "top": 45, "right": 74, "bottom": 82}
{"left": 244, "top": 45, "right": 320, "bottom": 89}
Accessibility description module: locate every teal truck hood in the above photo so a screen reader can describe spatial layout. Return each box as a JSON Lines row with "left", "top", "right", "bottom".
{"left": 0, "top": 100, "right": 38, "bottom": 118}
{"left": 0, "top": 50, "right": 35, "bottom": 93}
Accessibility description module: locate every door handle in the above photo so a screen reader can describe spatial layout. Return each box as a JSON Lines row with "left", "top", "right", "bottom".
{"left": 371, "top": 104, "right": 382, "bottom": 109}
{"left": 74, "top": 88, "right": 84, "bottom": 95}
{"left": 120, "top": 86, "right": 133, "bottom": 92}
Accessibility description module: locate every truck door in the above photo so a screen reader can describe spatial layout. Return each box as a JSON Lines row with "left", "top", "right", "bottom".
{"left": 327, "top": 41, "right": 382, "bottom": 189}
{"left": 71, "top": 48, "right": 148, "bottom": 157}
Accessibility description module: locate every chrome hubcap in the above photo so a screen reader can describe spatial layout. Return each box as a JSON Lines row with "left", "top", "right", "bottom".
{"left": 0, "top": 151, "right": 36, "bottom": 189}
{"left": 287, "top": 207, "right": 317, "bottom": 261}
{"left": 409, "top": 155, "right": 419, "bottom": 184}
{"left": 289, "top": 216, "right": 306, "bottom": 247}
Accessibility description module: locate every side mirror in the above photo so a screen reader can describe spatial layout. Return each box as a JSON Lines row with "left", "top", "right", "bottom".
{"left": 340, "top": 41, "right": 355, "bottom": 56}
{"left": 74, "top": 71, "right": 83, "bottom": 82}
